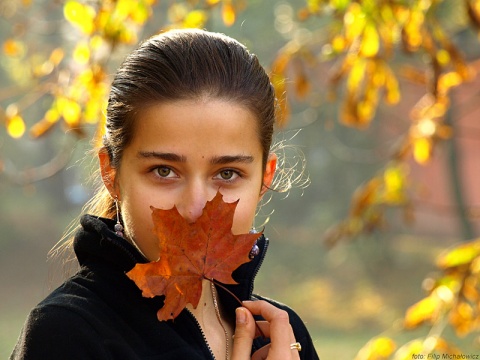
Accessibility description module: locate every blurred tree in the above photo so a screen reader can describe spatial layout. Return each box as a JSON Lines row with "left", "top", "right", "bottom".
{"left": 269, "top": 0, "right": 480, "bottom": 245}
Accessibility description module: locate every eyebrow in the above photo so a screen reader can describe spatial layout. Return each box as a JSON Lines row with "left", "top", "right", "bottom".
{"left": 210, "top": 155, "right": 254, "bottom": 165}
{"left": 137, "top": 151, "right": 254, "bottom": 165}
{"left": 137, "top": 151, "right": 186, "bottom": 162}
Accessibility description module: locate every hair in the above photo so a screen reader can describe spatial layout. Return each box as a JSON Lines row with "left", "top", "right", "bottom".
{"left": 50, "top": 28, "right": 304, "bottom": 263}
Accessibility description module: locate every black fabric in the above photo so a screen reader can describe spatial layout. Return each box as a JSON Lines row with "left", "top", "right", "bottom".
{"left": 11, "top": 215, "right": 320, "bottom": 360}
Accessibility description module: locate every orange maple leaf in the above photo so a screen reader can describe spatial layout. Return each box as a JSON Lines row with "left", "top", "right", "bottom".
{"left": 126, "top": 191, "right": 261, "bottom": 321}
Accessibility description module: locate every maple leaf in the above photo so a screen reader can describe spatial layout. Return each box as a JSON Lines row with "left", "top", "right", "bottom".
{"left": 126, "top": 191, "right": 261, "bottom": 321}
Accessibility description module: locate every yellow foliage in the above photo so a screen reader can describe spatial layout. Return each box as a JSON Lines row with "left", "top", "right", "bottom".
{"left": 330, "top": 0, "right": 349, "bottom": 11}
{"left": 271, "top": 53, "right": 291, "bottom": 74}
{"left": 89, "top": 35, "right": 104, "bottom": 50}
{"left": 437, "top": 240, "right": 480, "bottom": 269}
{"left": 360, "top": 22, "right": 379, "bottom": 58}
{"left": 392, "top": 340, "right": 423, "bottom": 360}
{"left": 339, "top": 57, "right": 400, "bottom": 126}
{"left": 222, "top": 3, "right": 236, "bottom": 27}
{"left": 404, "top": 295, "right": 441, "bottom": 329}
{"left": 436, "top": 49, "right": 450, "bottom": 66}
{"left": 347, "top": 57, "right": 366, "bottom": 92}
{"left": 356, "top": 100, "right": 374, "bottom": 124}
{"left": 470, "top": 0, "right": 480, "bottom": 28}
{"left": 344, "top": 3, "right": 366, "bottom": 43}
{"left": 449, "top": 302, "right": 475, "bottom": 336}
{"left": 307, "top": 0, "right": 322, "bottom": 14}
{"left": 355, "top": 337, "right": 396, "bottom": 360}
{"left": 84, "top": 97, "right": 107, "bottom": 124}
{"left": 437, "top": 72, "right": 463, "bottom": 95}
{"left": 6, "top": 114, "right": 26, "bottom": 139}
{"left": 64, "top": 0, "right": 154, "bottom": 44}
{"left": 402, "top": 8, "right": 425, "bottom": 51}
{"left": 30, "top": 109, "right": 60, "bottom": 138}
{"left": 183, "top": 10, "right": 208, "bottom": 28}
{"left": 64, "top": 1, "right": 96, "bottom": 34}
{"left": 118, "top": 0, "right": 152, "bottom": 25}
{"left": 49, "top": 48, "right": 65, "bottom": 65}
{"left": 412, "top": 137, "right": 432, "bottom": 164}
{"left": 56, "top": 97, "right": 82, "bottom": 126}
{"left": 73, "top": 43, "right": 90, "bottom": 65}
{"left": 331, "top": 35, "right": 346, "bottom": 53}
{"left": 3, "top": 39, "right": 25, "bottom": 57}
{"left": 350, "top": 177, "right": 381, "bottom": 217}
{"left": 384, "top": 66, "right": 400, "bottom": 104}
{"left": 470, "top": 257, "right": 480, "bottom": 274}
{"left": 382, "top": 165, "right": 407, "bottom": 205}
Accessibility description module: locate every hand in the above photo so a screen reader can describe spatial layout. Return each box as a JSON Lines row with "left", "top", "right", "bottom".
{"left": 231, "top": 300, "right": 301, "bottom": 360}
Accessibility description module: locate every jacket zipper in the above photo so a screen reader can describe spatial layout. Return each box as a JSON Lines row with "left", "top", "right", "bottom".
{"left": 248, "top": 236, "right": 269, "bottom": 354}
{"left": 186, "top": 308, "right": 216, "bottom": 360}
{"left": 248, "top": 237, "right": 269, "bottom": 298}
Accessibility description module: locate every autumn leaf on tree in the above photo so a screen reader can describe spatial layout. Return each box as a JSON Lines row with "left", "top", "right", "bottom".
{"left": 126, "top": 191, "right": 261, "bottom": 321}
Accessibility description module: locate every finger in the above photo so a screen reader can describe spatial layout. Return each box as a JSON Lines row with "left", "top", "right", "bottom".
{"left": 254, "top": 321, "right": 270, "bottom": 338}
{"left": 251, "top": 344, "right": 270, "bottom": 360}
{"left": 291, "top": 344, "right": 301, "bottom": 360}
{"left": 290, "top": 341, "right": 301, "bottom": 360}
{"left": 252, "top": 322, "right": 301, "bottom": 360}
{"left": 242, "top": 301, "right": 293, "bottom": 357}
{"left": 254, "top": 321, "right": 300, "bottom": 360}
{"left": 231, "top": 307, "right": 256, "bottom": 360}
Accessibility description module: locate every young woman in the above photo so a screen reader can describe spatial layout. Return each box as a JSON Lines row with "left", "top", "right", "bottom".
{"left": 11, "top": 29, "right": 319, "bottom": 360}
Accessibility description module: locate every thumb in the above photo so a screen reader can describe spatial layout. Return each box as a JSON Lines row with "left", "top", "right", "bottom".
{"left": 231, "top": 307, "right": 256, "bottom": 360}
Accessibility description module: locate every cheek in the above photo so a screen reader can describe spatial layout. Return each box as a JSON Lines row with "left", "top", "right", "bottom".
{"left": 230, "top": 195, "right": 260, "bottom": 234}
{"left": 120, "top": 193, "right": 154, "bottom": 240}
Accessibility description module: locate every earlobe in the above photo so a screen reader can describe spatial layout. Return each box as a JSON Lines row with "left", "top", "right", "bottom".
{"left": 98, "top": 147, "right": 117, "bottom": 197}
{"left": 260, "top": 153, "right": 277, "bottom": 196}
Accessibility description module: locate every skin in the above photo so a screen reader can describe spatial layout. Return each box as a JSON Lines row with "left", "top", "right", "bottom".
{"left": 99, "top": 98, "right": 299, "bottom": 360}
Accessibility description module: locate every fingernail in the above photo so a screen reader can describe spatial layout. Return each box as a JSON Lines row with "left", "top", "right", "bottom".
{"left": 236, "top": 307, "right": 247, "bottom": 325}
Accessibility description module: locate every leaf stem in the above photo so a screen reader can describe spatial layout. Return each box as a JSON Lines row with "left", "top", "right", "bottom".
{"left": 209, "top": 278, "right": 266, "bottom": 339}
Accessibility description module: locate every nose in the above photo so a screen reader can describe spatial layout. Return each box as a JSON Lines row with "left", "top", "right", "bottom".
{"left": 176, "top": 181, "right": 211, "bottom": 223}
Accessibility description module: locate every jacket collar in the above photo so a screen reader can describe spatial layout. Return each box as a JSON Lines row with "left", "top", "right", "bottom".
{"left": 74, "top": 214, "right": 268, "bottom": 315}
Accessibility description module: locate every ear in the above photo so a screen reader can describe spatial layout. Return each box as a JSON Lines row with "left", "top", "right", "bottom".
{"left": 260, "top": 153, "right": 277, "bottom": 197}
{"left": 98, "top": 147, "right": 118, "bottom": 197}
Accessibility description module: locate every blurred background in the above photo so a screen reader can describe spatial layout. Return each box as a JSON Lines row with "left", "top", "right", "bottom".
{"left": 1, "top": 0, "right": 480, "bottom": 359}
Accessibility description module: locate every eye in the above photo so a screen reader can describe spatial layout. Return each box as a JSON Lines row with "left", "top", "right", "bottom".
{"left": 220, "top": 170, "right": 234, "bottom": 180}
{"left": 215, "top": 169, "right": 239, "bottom": 182}
{"left": 154, "top": 166, "right": 175, "bottom": 178}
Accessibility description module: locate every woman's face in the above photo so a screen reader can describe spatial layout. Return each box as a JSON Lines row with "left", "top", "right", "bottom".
{"left": 100, "top": 99, "right": 276, "bottom": 261}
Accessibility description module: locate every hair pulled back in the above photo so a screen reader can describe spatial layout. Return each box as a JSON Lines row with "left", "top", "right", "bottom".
{"left": 93, "top": 29, "right": 276, "bottom": 219}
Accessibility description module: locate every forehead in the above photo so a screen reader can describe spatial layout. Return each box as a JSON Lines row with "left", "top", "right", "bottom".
{"left": 127, "top": 99, "right": 263, "bottom": 157}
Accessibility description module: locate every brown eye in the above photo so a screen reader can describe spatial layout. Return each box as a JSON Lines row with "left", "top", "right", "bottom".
{"left": 219, "top": 170, "right": 234, "bottom": 180}
{"left": 156, "top": 167, "right": 172, "bottom": 177}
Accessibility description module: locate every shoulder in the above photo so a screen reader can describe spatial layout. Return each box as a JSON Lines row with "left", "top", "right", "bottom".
{"left": 251, "top": 294, "right": 320, "bottom": 360}
{"left": 11, "top": 301, "right": 108, "bottom": 359}
{"left": 11, "top": 271, "right": 119, "bottom": 360}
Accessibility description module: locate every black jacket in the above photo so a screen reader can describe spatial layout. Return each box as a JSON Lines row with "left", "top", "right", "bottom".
{"left": 11, "top": 215, "right": 320, "bottom": 360}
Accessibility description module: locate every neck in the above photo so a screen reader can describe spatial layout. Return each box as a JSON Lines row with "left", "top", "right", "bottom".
{"left": 186, "top": 280, "right": 233, "bottom": 360}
